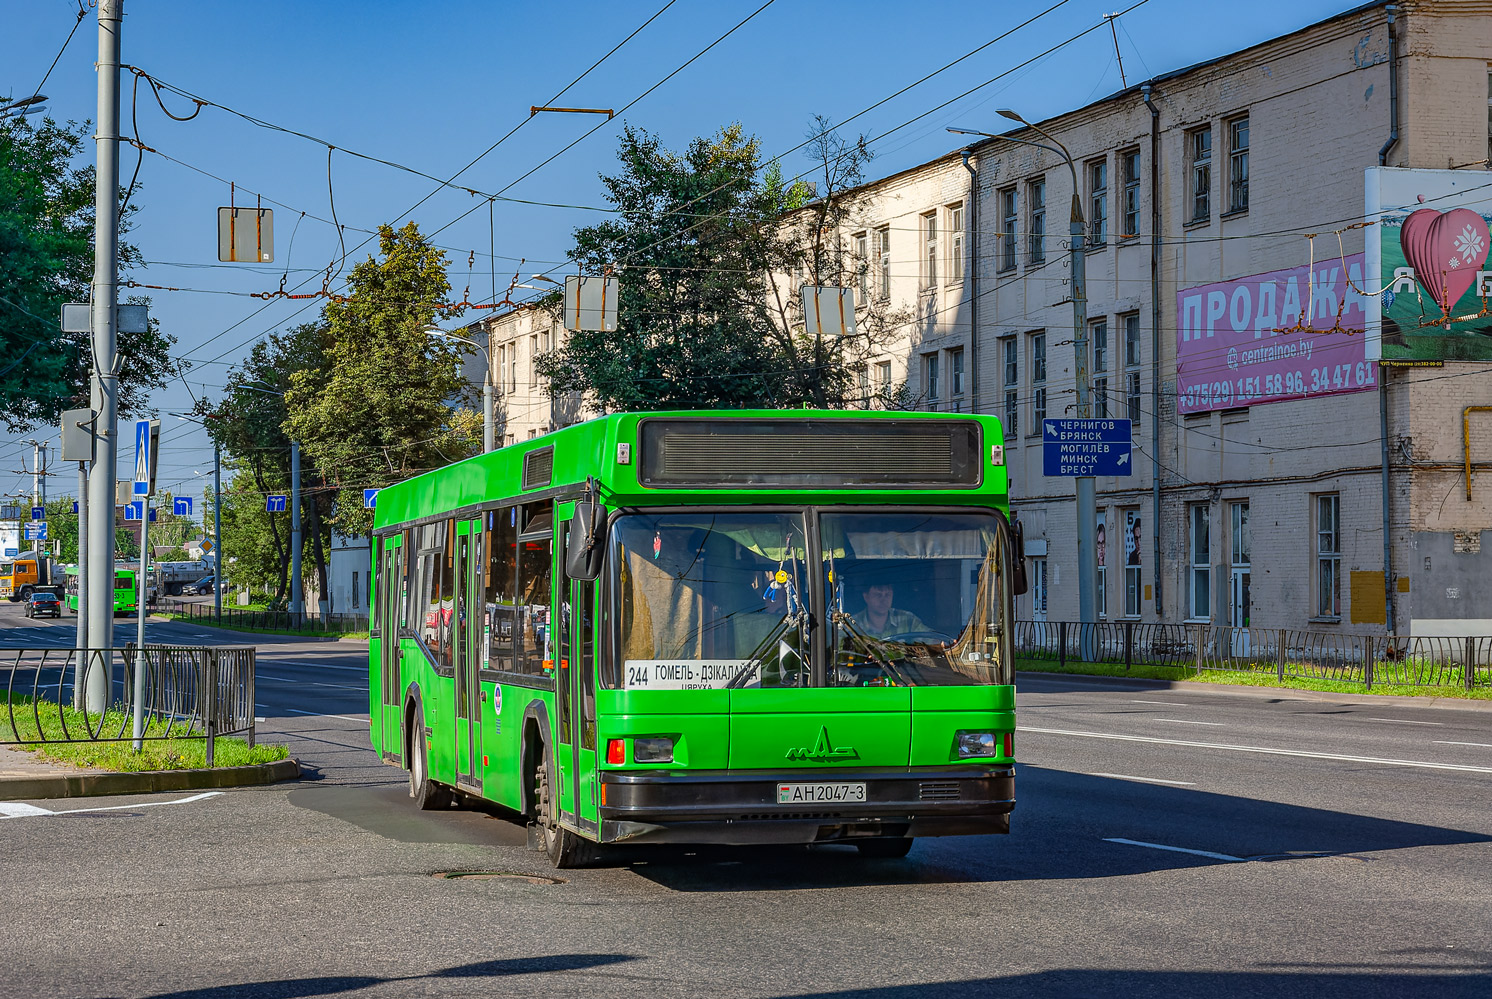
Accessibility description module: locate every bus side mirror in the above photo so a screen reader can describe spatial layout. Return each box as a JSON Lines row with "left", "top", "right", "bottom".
{"left": 565, "top": 503, "right": 608, "bottom": 582}
{"left": 1010, "top": 521, "right": 1028, "bottom": 596}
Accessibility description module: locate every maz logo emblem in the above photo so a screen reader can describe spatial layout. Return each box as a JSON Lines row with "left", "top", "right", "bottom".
{"left": 785, "top": 726, "right": 858, "bottom": 762}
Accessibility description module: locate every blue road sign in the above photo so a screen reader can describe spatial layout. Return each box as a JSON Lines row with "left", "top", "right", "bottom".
{"left": 1042, "top": 418, "right": 1134, "bottom": 477}
{"left": 174, "top": 496, "right": 193, "bottom": 516}
{"left": 266, "top": 495, "right": 287, "bottom": 513}
{"left": 124, "top": 501, "right": 143, "bottom": 521}
{"left": 3, "top": 548, "right": 16, "bottom": 558}
{"left": 23, "top": 522, "right": 47, "bottom": 541}
{"left": 149, "top": 508, "right": 157, "bottom": 522}
{"left": 133, "top": 420, "right": 152, "bottom": 496}
{"left": 72, "top": 500, "right": 79, "bottom": 514}
{"left": 363, "top": 488, "right": 378, "bottom": 509}
{"left": 30, "top": 506, "right": 43, "bottom": 521}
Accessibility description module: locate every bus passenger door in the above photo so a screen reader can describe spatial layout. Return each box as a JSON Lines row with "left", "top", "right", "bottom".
{"left": 454, "top": 520, "right": 481, "bottom": 788}
{"left": 378, "top": 537, "right": 404, "bottom": 756}
{"left": 555, "top": 523, "right": 576, "bottom": 822}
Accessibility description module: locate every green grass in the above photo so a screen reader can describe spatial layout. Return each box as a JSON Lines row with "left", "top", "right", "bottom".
{"left": 1016, "top": 656, "right": 1492, "bottom": 700}
{"left": 152, "top": 609, "right": 368, "bottom": 640}
{"left": 0, "top": 698, "right": 288, "bottom": 772}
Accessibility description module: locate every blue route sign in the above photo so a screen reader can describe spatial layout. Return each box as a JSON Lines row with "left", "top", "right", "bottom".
{"left": 363, "top": 488, "right": 379, "bottom": 509}
{"left": 266, "top": 495, "right": 287, "bottom": 513}
{"left": 30, "top": 506, "right": 43, "bottom": 521}
{"left": 174, "top": 496, "right": 193, "bottom": 516}
{"left": 1042, "top": 418, "right": 1134, "bottom": 477}
{"left": 72, "top": 501, "right": 79, "bottom": 514}
{"left": 23, "top": 522, "right": 47, "bottom": 541}
{"left": 124, "top": 501, "right": 143, "bottom": 521}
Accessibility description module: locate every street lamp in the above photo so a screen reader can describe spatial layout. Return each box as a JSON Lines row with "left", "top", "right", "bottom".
{"left": 0, "top": 94, "right": 48, "bottom": 120}
{"left": 426, "top": 327, "right": 494, "bottom": 454}
{"left": 949, "top": 112, "right": 1097, "bottom": 651}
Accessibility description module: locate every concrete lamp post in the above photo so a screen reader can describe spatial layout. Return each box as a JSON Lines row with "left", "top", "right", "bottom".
{"left": 949, "top": 112, "right": 1097, "bottom": 654}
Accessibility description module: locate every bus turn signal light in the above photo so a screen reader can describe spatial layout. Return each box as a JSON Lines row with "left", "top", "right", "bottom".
{"left": 1004, "top": 732, "right": 1014, "bottom": 758}
{"left": 606, "top": 739, "right": 625, "bottom": 765}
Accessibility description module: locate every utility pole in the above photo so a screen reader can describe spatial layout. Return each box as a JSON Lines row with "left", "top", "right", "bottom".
{"left": 85, "top": 0, "right": 123, "bottom": 713}
{"left": 289, "top": 440, "right": 302, "bottom": 617}
{"left": 213, "top": 442, "right": 222, "bottom": 624}
{"left": 133, "top": 494, "right": 148, "bottom": 750}
{"left": 74, "top": 461, "right": 87, "bottom": 708}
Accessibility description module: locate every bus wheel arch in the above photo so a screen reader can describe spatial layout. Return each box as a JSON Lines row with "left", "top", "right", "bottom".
{"left": 518, "top": 701, "right": 551, "bottom": 820}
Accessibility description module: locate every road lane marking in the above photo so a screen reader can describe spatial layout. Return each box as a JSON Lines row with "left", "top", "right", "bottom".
{"left": 1361, "top": 718, "right": 1443, "bottom": 726}
{"left": 1091, "top": 773, "right": 1196, "bottom": 786}
{"left": 1104, "top": 838, "right": 1243, "bottom": 862}
{"left": 283, "top": 708, "right": 367, "bottom": 723}
{"left": 257, "top": 674, "right": 365, "bottom": 691}
{"left": 1, "top": 791, "right": 222, "bottom": 819}
{"left": 1435, "top": 741, "right": 1492, "bottom": 748}
{"left": 1131, "top": 699, "right": 1187, "bottom": 706}
{"left": 1153, "top": 718, "right": 1226, "bottom": 727}
{"left": 254, "top": 660, "right": 367, "bottom": 673}
{"left": 1021, "top": 725, "right": 1492, "bottom": 774}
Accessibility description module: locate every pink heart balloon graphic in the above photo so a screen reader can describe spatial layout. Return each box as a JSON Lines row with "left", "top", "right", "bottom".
{"left": 1400, "top": 207, "right": 1491, "bottom": 312}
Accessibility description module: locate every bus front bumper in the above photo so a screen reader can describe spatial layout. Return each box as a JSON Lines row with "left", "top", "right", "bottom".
{"left": 597, "top": 766, "right": 1014, "bottom": 846}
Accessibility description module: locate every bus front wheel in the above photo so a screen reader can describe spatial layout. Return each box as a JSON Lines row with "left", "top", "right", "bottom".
{"left": 856, "top": 838, "right": 914, "bottom": 859}
{"left": 407, "top": 705, "right": 451, "bottom": 810}
{"left": 533, "top": 760, "right": 598, "bottom": 869}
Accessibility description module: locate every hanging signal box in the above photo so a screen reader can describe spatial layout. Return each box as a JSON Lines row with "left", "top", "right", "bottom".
{"left": 217, "top": 207, "right": 274, "bottom": 263}
{"left": 563, "top": 275, "right": 619, "bottom": 332}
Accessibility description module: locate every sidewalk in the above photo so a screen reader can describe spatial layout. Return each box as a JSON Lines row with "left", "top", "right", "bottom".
{"left": 0, "top": 742, "right": 299, "bottom": 801}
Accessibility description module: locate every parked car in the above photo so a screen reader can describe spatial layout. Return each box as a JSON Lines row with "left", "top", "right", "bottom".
{"left": 23, "top": 591, "right": 62, "bottom": 619}
{"left": 184, "top": 575, "right": 216, "bottom": 595}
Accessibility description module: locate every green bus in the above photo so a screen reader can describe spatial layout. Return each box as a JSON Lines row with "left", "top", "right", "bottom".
{"left": 64, "top": 566, "right": 140, "bottom": 616}
{"left": 369, "top": 411, "right": 1023, "bottom": 866}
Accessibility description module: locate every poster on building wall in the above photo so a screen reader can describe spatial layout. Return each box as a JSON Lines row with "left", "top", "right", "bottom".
{"left": 1175, "top": 255, "right": 1372, "bottom": 415}
{"left": 1365, "top": 167, "right": 1492, "bottom": 363}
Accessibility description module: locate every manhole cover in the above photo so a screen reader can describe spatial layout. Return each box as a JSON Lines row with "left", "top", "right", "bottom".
{"left": 432, "top": 871, "right": 566, "bottom": 885}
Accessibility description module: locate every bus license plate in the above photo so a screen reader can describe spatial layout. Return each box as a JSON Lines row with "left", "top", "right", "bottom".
{"left": 777, "top": 782, "right": 866, "bottom": 804}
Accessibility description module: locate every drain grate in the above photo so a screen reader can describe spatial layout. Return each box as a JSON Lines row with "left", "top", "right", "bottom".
{"left": 432, "top": 871, "right": 565, "bottom": 885}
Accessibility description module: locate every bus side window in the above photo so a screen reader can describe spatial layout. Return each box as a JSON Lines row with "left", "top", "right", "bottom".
{"left": 486, "top": 506, "right": 518, "bottom": 672}
{"left": 516, "top": 502, "right": 554, "bottom": 676}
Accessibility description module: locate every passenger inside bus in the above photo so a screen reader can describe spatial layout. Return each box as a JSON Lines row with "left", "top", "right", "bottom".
{"left": 849, "top": 578, "right": 929, "bottom": 639}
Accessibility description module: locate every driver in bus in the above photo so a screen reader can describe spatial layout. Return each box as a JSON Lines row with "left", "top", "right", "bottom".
{"left": 851, "top": 579, "right": 928, "bottom": 639}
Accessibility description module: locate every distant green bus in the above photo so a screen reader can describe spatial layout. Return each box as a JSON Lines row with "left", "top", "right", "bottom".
{"left": 369, "top": 411, "right": 1022, "bottom": 867}
{"left": 64, "top": 566, "right": 139, "bottom": 616}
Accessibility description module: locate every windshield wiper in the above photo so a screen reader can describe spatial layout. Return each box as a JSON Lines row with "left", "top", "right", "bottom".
{"left": 727, "top": 609, "right": 806, "bottom": 688}
{"left": 833, "top": 612, "right": 914, "bottom": 687}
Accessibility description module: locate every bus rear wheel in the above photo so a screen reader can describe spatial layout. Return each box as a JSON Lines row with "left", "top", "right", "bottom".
{"left": 407, "top": 705, "right": 451, "bottom": 810}
{"left": 533, "top": 760, "right": 598, "bottom": 869}
{"left": 856, "top": 838, "right": 914, "bottom": 858}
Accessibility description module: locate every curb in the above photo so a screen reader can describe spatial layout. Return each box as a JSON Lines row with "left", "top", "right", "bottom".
{"left": 1016, "top": 669, "right": 1492, "bottom": 712}
{"left": 0, "top": 757, "right": 301, "bottom": 801}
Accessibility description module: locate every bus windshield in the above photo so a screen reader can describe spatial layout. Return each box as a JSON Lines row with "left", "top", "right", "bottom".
{"left": 609, "top": 510, "right": 1012, "bottom": 689}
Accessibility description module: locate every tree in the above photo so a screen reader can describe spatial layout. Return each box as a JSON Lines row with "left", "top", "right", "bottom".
{"left": 284, "top": 222, "right": 479, "bottom": 539}
{"left": 537, "top": 122, "right": 909, "bottom": 412}
{"left": 44, "top": 496, "right": 140, "bottom": 564}
{"left": 0, "top": 116, "right": 185, "bottom": 430}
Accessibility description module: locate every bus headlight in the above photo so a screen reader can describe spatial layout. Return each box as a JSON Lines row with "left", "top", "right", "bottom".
{"left": 956, "top": 731, "right": 996, "bottom": 758}
{"left": 633, "top": 737, "right": 674, "bottom": 764}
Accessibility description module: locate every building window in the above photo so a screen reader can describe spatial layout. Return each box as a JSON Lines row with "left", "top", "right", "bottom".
{"left": 1028, "top": 178, "right": 1046, "bottom": 265}
{"left": 508, "top": 343, "right": 517, "bottom": 392}
{"left": 1121, "top": 148, "right": 1140, "bottom": 237}
{"left": 999, "top": 188, "right": 1017, "bottom": 272}
{"left": 921, "top": 211, "right": 938, "bottom": 290}
{"left": 875, "top": 226, "right": 891, "bottom": 300}
{"left": 949, "top": 347, "right": 965, "bottom": 397}
{"left": 1123, "top": 312, "right": 1141, "bottom": 423}
{"left": 1228, "top": 116, "right": 1249, "bottom": 213}
{"left": 1088, "top": 158, "right": 1107, "bottom": 246}
{"left": 876, "top": 360, "right": 892, "bottom": 392}
{"left": 924, "top": 352, "right": 940, "bottom": 401}
{"left": 1001, "top": 337, "right": 1018, "bottom": 438}
{"left": 854, "top": 232, "right": 869, "bottom": 301}
{"left": 1316, "top": 493, "right": 1341, "bottom": 618}
{"left": 1091, "top": 318, "right": 1109, "bottom": 419}
{"left": 1123, "top": 509, "right": 1142, "bottom": 617}
{"left": 494, "top": 344, "right": 506, "bottom": 395}
{"left": 1231, "top": 500, "right": 1251, "bottom": 628}
{"left": 1189, "top": 126, "right": 1212, "bottom": 223}
{"left": 855, "top": 364, "right": 870, "bottom": 403}
{"left": 1189, "top": 503, "right": 1211, "bottom": 620}
{"left": 948, "top": 203, "right": 964, "bottom": 283}
{"left": 1029, "top": 331, "right": 1046, "bottom": 431}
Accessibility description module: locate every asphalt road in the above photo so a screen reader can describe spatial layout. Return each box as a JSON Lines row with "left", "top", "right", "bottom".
{"left": 1, "top": 603, "right": 1489, "bottom": 998}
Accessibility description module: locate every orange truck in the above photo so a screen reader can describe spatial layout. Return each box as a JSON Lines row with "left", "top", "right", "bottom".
{"left": 0, "top": 554, "right": 53, "bottom": 601}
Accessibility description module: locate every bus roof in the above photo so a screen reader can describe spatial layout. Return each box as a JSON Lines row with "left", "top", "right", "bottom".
{"left": 374, "top": 410, "right": 1009, "bottom": 534}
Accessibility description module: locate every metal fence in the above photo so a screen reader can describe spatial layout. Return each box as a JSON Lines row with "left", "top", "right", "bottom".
{"left": 1, "top": 645, "right": 256, "bottom": 764}
{"left": 1014, "top": 621, "right": 1492, "bottom": 691}
{"left": 154, "top": 597, "right": 369, "bottom": 635}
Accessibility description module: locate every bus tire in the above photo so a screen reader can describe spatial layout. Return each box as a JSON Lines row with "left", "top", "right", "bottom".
{"left": 856, "top": 838, "right": 914, "bottom": 858}
{"left": 534, "top": 759, "right": 598, "bottom": 869}
{"left": 407, "top": 705, "right": 451, "bottom": 810}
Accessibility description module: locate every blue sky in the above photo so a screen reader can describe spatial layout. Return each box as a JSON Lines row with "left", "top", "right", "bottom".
{"left": 1, "top": 0, "right": 1369, "bottom": 502}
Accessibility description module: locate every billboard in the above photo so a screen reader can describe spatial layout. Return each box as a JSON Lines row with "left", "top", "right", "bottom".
{"left": 1365, "top": 167, "right": 1492, "bottom": 363}
{"left": 1176, "top": 255, "right": 1373, "bottom": 415}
